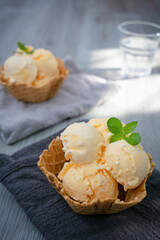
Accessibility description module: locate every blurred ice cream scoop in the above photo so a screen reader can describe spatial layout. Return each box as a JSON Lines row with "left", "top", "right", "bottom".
{"left": 105, "top": 140, "right": 151, "bottom": 191}
{"left": 32, "top": 48, "right": 59, "bottom": 79}
{"left": 58, "top": 162, "right": 118, "bottom": 202}
{"left": 4, "top": 54, "right": 37, "bottom": 84}
{"left": 60, "top": 122, "right": 104, "bottom": 164}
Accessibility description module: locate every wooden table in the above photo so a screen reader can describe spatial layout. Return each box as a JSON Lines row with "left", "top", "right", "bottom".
{"left": 0, "top": 0, "right": 160, "bottom": 239}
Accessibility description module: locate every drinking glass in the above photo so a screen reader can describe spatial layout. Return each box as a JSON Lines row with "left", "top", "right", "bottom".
{"left": 118, "top": 21, "right": 160, "bottom": 78}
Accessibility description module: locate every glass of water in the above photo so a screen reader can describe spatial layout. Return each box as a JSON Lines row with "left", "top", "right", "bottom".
{"left": 118, "top": 21, "right": 160, "bottom": 78}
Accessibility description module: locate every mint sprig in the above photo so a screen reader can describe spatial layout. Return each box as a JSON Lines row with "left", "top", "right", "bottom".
{"left": 107, "top": 117, "right": 141, "bottom": 146}
{"left": 124, "top": 133, "right": 141, "bottom": 145}
{"left": 14, "top": 42, "right": 34, "bottom": 54}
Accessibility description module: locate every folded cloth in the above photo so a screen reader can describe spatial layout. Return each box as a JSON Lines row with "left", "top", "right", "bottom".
{"left": 0, "top": 56, "right": 118, "bottom": 145}
{"left": 0, "top": 129, "right": 160, "bottom": 240}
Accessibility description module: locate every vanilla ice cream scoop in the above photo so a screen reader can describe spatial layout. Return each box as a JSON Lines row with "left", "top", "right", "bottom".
{"left": 105, "top": 140, "right": 151, "bottom": 191}
{"left": 4, "top": 54, "right": 37, "bottom": 84}
{"left": 60, "top": 122, "right": 104, "bottom": 164}
{"left": 58, "top": 162, "right": 118, "bottom": 202}
{"left": 88, "top": 118, "right": 125, "bottom": 145}
{"left": 88, "top": 118, "right": 112, "bottom": 145}
{"left": 32, "top": 48, "right": 59, "bottom": 79}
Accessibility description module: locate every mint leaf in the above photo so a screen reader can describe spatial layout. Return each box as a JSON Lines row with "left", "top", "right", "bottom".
{"left": 110, "top": 133, "right": 123, "bottom": 143}
{"left": 107, "top": 117, "right": 123, "bottom": 134}
{"left": 124, "top": 121, "right": 137, "bottom": 135}
{"left": 124, "top": 133, "right": 141, "bottom": 146}
{"left": 17, "top": 42, "right": 28, "bottom": 52}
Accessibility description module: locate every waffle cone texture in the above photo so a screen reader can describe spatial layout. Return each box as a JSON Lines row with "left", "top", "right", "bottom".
{"left": 38, "top": 138, "right": 155, "bottom": 215}
{"left": 0, "top": 58, "right": 69, "bottom": 103}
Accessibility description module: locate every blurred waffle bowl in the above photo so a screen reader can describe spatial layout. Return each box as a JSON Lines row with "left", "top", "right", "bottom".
{"left": 0, "top": 58, "right": 69, "bottom": 103}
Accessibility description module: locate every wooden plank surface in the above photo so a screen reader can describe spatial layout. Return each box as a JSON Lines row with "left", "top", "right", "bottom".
{"left": 0, "top": 0, "right": 160, "bottom": 239}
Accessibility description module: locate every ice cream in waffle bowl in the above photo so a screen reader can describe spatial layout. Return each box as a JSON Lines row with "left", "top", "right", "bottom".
{"left": 0, "top": 42, "right": 69, "bottom": 103}
{"left": 38, "top": 118, "right": 155, "bottom": 215}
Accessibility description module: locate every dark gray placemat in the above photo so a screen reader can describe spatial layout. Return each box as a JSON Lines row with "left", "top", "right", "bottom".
{"left": 0, "top": 127, "right": 160, "bottom": 240}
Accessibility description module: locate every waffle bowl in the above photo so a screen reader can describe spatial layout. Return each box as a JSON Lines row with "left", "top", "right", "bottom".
{"left": 38, "top": 137, "right": 155, "bottom": 215}
{"left": 0, "top": 58, "right": 69, "bottom": 103}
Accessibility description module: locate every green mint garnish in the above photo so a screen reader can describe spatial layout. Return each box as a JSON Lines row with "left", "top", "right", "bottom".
{"left": 124, "top": 133, "right": 141, "bottom": 146}
{"left": 107, "top": 117, "right": 123, "bottom": 134}
{"left": 16, "top": 42, "right": 34, "bottom": 54}
{"left": 110, "top": 133, "right": 123, "bottom": 143}
{"left": 17, "top": 42, "right": 27, "bottom": 52}
{"left": 124, "top": 121, "right": 137, "bottom": 134}
{"left": 107, "top": 117, "right": 141, "bottom": 146}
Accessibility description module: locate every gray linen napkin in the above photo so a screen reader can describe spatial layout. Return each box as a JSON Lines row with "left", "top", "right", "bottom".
{"left": 0, "top": 56, "right": 118, "bottom": 145}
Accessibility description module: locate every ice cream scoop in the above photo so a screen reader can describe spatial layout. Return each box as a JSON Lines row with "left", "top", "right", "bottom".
{"left": 60, "top": 122, "right": 104, "bottom": 164}
{"left": 32, "top": 48, "right": 59, "bottom": 79}
{"left": 88, "top": 118, "right": 112, "bottom": 145}
{"left": 4, "top": 53, "right": 37, "bottom": 84}
{"left": 58, "top": 162, "right": 118, "bottom": 202}
{"left": 105, "top": 140, "right": 151, "bottom": 191}
{"left": 88, "top": 118, "right": 126, "bottom": 145}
